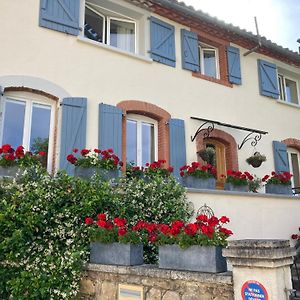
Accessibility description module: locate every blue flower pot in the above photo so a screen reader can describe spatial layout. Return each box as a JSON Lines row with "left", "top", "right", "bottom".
{"left": 74, "top": 166, "right": 119, "bottom": 181}
{"left": 182, "top": 176, "right": 216, "bottom": 189}
{"left": 224, "top": 183, "right": 248, "bottom": 192}
{"left": 265, "top": 184, "right": 292, "bottom": 195}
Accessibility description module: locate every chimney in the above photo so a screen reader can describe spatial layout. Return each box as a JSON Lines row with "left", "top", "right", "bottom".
{"left": 298, "top": 38, "right": 300, "bottom": 54}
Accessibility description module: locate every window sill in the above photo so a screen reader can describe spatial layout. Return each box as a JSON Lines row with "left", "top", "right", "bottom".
{"left": 77, "top": 36, "right": 153, "bottom": 63}
{"left": 277, "top": 99, "right": 300, "bottom": 109}
{"left": 192, "top": 72, "right": 232, "bottom": 88}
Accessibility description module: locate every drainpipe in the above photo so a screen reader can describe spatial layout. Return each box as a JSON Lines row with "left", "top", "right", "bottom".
{"left": 243, "top": 17, "right": 262, "bottom": 56}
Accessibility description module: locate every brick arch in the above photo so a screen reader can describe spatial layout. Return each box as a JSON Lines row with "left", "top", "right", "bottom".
{"left": 117, "top": 100, "right": 171, "bottom": 166}
{"left": 4, "top": 86, "right": 59, "bottom": 101}
{"left": 196, "top": 128, "right": 238, "bottom": 171}
{"left": 282, "top": 138, "right": 300, "bottom": 152}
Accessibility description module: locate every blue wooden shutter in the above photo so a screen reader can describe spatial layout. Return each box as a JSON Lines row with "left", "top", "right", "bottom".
{"left": 39, "top": 0, "right": 80, "bottom": 36}
{"left": 99, "top": 104, "right": 123, "bottom": 158}
{"left": 227, "top": 46, "right": 242, "bottom": 85}
{"left": 181, "top": 29, "right": 200, "bottom": 72}
{"left": 273, "top": 141, "right": 290, "bottom": 173}
{"left": 169, "top": 119, "right": 187, "bottom": 179}
{"left": 60, "top": 97, "right": 87, "bottom": 175}
{"left": 257, "top": 59, "right": 279, "bottom": 99}
{"left": 150, "top": 17, "right": 176, "bottom": 67}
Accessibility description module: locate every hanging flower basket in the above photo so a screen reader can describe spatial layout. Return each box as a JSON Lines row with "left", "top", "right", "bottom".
{"left": 246, "top": 152, "right": 266, "bottom": 168}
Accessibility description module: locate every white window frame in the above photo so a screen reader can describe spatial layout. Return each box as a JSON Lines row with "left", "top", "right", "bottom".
{"left": 126, "top": 114, "right": 158, "bottom": 166}
{"left": 199, "top": 43, "right": 220, "bottom": 79}
{"left": 107, "top": 16, "right": 137, "bottom": 53}
{"left": 278, "top": 73, "right": 299, "bottom": 105}
{"left": 84, "top": 2, "right": 137, "bottom": 54}
{"left": 287, "top": 148, "right": 300, "bottom": 189}
{"left": 0, "top": 94, "right": 56, "bottom": 172}
{"left": 85, "top": 4, "right": 105, "bottom": 44}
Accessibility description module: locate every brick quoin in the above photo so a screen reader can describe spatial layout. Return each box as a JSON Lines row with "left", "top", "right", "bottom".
{"left": 282, "top": 138, "right": 300, "bottom": 152}
{"left": 195, "top": 128, "right": 238, "bottom": 171}
{"left": 117, "top": 100, "right": 171, "bottom": 167}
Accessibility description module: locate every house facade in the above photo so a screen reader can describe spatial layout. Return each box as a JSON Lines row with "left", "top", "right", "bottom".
{"left": 1, "top": 0, "right": 300, "bottom": 190}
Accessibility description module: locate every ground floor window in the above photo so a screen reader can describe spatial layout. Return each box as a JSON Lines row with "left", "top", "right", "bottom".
{"left": 288, "top": 148, "right": 300, "bottom": 192}
{"left": 0, "top": 93, "right": 56, "bottom": 169}
{"left": 126, "top": 114, "right": 158, "bottom": 166}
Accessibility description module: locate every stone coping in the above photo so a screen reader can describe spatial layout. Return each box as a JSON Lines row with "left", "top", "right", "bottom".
{"left": 86, "top": 263, "right": 232, "bottom": 284}
{"left": 227, "top": 239, "right": 290, "bottom": 249}
{"left": 187, "top": 187, "right": 300, "bottom": 199}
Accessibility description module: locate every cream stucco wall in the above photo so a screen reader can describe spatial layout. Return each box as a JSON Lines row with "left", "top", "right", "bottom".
{"left": 187, "top": 189, "right": 300, "bottom": 243}
{"left": 1, "top": 0, "right": 300, "bottom": 177}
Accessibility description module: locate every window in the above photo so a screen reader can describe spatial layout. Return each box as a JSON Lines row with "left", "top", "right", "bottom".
{"left": 0, "top": 93, "right": 55, "bottom": 170}
{"left": 126, "top": 114, "right": 158, "bottom": 166}
{"left": 278, "top": 74, "right": 299, "bottom": 104}
{"left": 84, "top": 3, "right": 136, "bottom": 53}
{"left": 288, "top": 148, "right": 300, "bottom": 193}
{"left": 199, "top": 43, "right": 219, "bottom": 79}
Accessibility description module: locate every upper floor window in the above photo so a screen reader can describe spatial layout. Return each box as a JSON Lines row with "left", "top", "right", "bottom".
{"left": 0, "top": 93, "right": 56, "bottom": 170}
{"left": 85, "top": 3, "right": 136, "bottom": 53}
{"left": 278, "top": 74, "right": 299, "bottom": 104}
{"left": 199, "top": 43, "right": 219, "bottom": 79}
{"left": 126, "top": 114, "right": 158, "bottom": 166}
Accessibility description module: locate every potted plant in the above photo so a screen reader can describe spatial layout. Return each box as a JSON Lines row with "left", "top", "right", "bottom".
{"left": 0, "top": 144, "right": 46, "bottom": 177}
{"left": 85, "top": 213, "right": 145, "bottom": 266}
{"left": 246, "top": 152, "right": 266, "bottom": 168}
{"left": 222, "top": 170, "right": 254, "bottom": 192}
{"left": 155, "top": 214, "right": 232, "bottom": 273}
{"left": 67, "top": 148, "right": 123, "bottom": 180}
{"left": 198, "top": 147, "right": 216, "bottom": 166}
{"left": 262, "top": 171, "right": 293, "bottom": 195}
{"left": 248, "top": 175, "right": 262, "bottom": 193}
{"left": 179, "top": 162, "right": 216, "bottom": 189}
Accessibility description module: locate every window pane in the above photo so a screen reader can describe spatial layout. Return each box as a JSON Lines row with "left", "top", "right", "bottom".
{"left": 30, "top": 103, "right": 51, "bottom": 152}
{"left": 110, "top": 19, "right": 135, "bottom": 53}
{"left": 84, "top": 7, "right": 104, "bottom": 43}
{"left": 285, "top": 79, "right": 298, "bottom": 104}
{"left": 203, "top": 49, "right": 217, "bottom": 78}
{"left": 2, "top": 100, "right": 25, "bottom": 148}
{"left": 278, "top": 75, "right": 285, "bottom": 100}
{"left": 126, "top": 120, "right": 137, "bottom": 164}
{"left": 291, "top": 153, "right": 300, "bottom": 189}
{"left": 142, "top": 122, "right": 154, "bottom": 166}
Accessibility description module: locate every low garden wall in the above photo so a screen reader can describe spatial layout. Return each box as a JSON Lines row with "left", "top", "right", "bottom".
{"left": 187, "top": 189, "right": 300, "bottom": 241}
{"left": 80, "top": 263, "right": 233, "bottom": 300}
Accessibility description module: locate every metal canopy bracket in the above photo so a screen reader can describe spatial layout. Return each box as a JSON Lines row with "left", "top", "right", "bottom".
{"left": 191, "top": 117, "right": 268, "bottom": 150}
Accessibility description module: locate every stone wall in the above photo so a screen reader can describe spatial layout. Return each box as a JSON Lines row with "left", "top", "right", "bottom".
{"left": 80, "top": 264, "right": 233, "bottom": 300}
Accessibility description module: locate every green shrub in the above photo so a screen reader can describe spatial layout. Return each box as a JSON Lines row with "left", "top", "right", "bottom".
{"left": 0, "top": 167, "right": 114, "bottom": 300}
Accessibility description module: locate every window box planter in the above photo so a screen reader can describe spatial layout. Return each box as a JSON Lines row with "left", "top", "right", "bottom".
{"left": 90, "top": 242, "right": 143, "bottom": 266}
{"left": 265, "top": 184, "right": 292, "bottom": 195}
{"left": 182, "top": 176, "right": 216, "bottom": 189}
{"left": 224, "top": 183, "right": 248, "bottom": 192}
{"left": 74, "top": 166, "right": 119, "bottom": 180}
{"left": 0, "top": 166, "right": 20, "bottom": 178}
{"left": 158, "top": 245, "right": 227, "bottom": 273}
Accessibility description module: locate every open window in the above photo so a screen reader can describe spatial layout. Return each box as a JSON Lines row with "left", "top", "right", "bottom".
{"left": 287, "top": 147, "right": 300, "bottom": 193}
{"left": 278, "top": 74, "right": 299, "bottom": 105}
{"left": 84, "top": 2, "right": 137, "bottom": 53}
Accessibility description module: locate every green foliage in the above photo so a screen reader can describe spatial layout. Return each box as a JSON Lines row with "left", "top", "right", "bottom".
{"left": 0, "top": 167, "right": 114, "bottom": 300}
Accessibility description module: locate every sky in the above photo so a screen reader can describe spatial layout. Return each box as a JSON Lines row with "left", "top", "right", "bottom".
{"left": 182, "top": 0, "right": 300, "bottom": 53}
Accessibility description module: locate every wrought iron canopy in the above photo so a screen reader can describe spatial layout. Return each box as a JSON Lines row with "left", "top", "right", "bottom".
{"left": 190, "top": 117, "right": 268, "bottom": 150}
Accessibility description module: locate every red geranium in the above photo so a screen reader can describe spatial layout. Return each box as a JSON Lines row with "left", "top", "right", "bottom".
{"left": 85, "top": 217, "right": 94, "bottom": 225}
{"left": 180, "top": 162, "right": 216, "bottom": 179}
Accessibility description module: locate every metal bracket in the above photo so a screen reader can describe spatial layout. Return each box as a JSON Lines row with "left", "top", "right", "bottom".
{"left": 197, "top": 204, "right": 214, "bottom": 218}
{"left": 191, "top": 121, "right": 214, "bottom": 142}
{"left": 238, "top": 132, "right": 262, "bottom": 150}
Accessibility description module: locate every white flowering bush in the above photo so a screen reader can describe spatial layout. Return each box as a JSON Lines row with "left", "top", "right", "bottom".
{"left": 0, "top": 167, "right": 115, "bottom": 300}
{"left": 112, "top": 176, "right": 193, "bottom": 262}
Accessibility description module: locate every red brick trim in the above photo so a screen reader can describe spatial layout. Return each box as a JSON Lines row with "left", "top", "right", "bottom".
{"left": 117, "top": 100, "right": 171, "bottom": 166}
{"left": 3, "top": 86, "right": 59, "bottom": 174}
{"left": 195, "top": 128, "right": 238, "bottom": 171}
{"left": 282, "top": 138, "right": 300, "bottom": 152}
